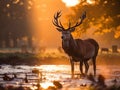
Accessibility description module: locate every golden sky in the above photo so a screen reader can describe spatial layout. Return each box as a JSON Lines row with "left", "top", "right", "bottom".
{"left": 29, "top": 0, "right": 96, "bottom": 48}
{"left": 29, "top": 0, "right": 71, "bottom": 48}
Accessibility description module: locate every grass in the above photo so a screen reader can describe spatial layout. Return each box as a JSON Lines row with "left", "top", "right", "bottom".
{"left": 0, "top": 51, "right": 120, "bottom": 90}
{"left": 0, "top": 51, "right": 120, "bottom": 65}
{"left": 96, "top": 53, "right": 120, "bottom": 65}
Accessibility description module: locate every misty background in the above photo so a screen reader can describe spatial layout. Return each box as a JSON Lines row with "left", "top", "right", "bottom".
{"left": 0, "top": 0, "right": 120, "bottom": 49}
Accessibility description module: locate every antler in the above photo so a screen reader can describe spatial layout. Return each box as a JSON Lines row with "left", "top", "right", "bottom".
{"left": 53, "top": 11, "right": 86, "bottom": 32}
{"left": 68, "top": 11, "right": 86, "bottom": 32}
{"left": 53, "top": 11, "right": 64, "bottom": 31}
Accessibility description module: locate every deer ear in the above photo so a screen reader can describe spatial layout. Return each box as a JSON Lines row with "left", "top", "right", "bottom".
{"left": 56, "top": 28, "right": 62, "bottom": 32}
{"left": 70, "top": 28, "right": 75, "bottom": 32}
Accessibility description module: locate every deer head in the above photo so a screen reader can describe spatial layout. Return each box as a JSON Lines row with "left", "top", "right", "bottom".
{"left": 53, "top": 11, "right": 86, "bottom": 47}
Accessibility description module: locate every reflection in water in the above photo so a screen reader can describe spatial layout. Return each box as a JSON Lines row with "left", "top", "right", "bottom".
{"left": 40, "top": 81, "right": 54, "bottom": 89}
{"left": 0, "top": 65, "right": 72, "bottom": 89}
{"left": 0, "top": 65, "right": 120, "bottom": 89}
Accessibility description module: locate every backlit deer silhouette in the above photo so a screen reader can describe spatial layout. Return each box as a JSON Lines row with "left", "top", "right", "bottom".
{"left": 53, "top": 11, "right": 99, "bottom": 78}
{"left": 101, "top": 48, "right": 109, "bottom": 53}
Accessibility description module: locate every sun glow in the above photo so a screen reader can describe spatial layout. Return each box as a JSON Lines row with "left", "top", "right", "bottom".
{"left": 40, "top": 82, "right": 54, "bottom": 89}
{"left": 62, "top": 0, "right": 96, "bottom": 7}
{"left": 87, "top": 0, "right": 95, "bottom": 4}
{"left": 62, "top": 0, "right": 80, "bottom": 7}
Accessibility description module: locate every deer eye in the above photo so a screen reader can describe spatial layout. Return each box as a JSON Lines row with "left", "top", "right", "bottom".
{"left": 61, "top": 36, "right": 64, "bottom": 39}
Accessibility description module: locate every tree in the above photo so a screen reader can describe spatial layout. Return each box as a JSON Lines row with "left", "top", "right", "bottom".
{"left": 0, "top": 0, "right": 33, "bottom": 48}
{"left": 67, "top": 0, "right": 120, "bottom": 38}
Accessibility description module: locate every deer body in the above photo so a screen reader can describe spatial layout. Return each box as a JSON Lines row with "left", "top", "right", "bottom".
{"left": 53, "top": 11, "right": 99, "bottom": 78}
{"left": 62, "top": 38, "right": 96, "bottom": 60}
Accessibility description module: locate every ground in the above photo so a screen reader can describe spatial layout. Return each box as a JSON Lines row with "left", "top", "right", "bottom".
{"left": 0, "top": 49, "right": 120, "bottom": 90}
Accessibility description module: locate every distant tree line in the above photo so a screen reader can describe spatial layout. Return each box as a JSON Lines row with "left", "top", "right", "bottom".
{"left": 0, "top": 0, "right": 33, "bottom": 48}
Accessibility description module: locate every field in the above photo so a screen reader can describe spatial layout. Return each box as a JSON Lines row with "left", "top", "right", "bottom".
{"left": 0, "top": 48, "right": 120, "bottom": 90}
{"left": 0, "top": 48, "right": 120, "bottom": 65}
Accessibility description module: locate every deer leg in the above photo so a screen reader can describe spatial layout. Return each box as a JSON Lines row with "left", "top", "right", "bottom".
{"left": 84, "top": 61, "right": 89, "bottom": 76}
{"left": 70, "top": 58, "right": 74, "bottom": 78}
{"left": 80, "top": 61, "right": 83, "bottom": 75}
{"left": 92, "top": 57, "right": 96, "bottom": 76}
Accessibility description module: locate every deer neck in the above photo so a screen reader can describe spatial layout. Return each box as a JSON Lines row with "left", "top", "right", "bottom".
{"left": 69, "top": 35, "right": 78, "bottom": 50}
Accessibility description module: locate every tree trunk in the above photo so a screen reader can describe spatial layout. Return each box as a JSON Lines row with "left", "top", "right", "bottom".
{"left": 28, "top": 36, "right": 32, "bottom": 48}
{"left": 13, "top": 38, "right": 17, "bottom": 48}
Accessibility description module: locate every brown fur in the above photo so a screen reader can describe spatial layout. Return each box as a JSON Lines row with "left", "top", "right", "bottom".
{"left": 62, "top": 34, "right": 99, "bottom": 78}
{"left": 53, "top": 11, "right": 99, "bottom": 78}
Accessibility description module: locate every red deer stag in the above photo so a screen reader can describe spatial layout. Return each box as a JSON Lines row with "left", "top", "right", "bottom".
{"left": 53, "top": 11, "right": 99, "bottom": 78}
